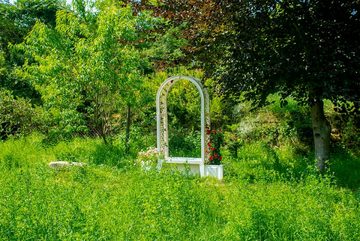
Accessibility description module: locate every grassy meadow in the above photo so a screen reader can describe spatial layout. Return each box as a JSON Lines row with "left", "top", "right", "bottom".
{"left": 1, "top": 133, "right": 359, "bottom": 240}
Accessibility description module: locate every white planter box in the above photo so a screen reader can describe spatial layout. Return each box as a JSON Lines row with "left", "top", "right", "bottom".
{"left": 205, "top": 164, "right": 223, "bottom": 180}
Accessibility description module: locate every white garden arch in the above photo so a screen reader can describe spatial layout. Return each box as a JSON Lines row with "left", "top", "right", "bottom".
{"left": 156, "top": 76, "right": 210, "bottom": 176}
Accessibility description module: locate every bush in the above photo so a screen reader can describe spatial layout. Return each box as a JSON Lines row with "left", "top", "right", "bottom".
{"left": 224, "top": 94, "right": 312, "bottom": 159}
{"left": 0, "top": 89, "right": 45, "bottom": 140}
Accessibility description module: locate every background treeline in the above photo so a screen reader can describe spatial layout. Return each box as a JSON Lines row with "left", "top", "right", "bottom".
{"left": 0, "top": 0, "right": 359, "bottom": 169}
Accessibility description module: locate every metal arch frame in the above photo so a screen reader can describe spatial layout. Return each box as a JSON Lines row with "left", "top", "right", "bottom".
{"left": 156, "top": 76, "right": 210, "bottom": 177}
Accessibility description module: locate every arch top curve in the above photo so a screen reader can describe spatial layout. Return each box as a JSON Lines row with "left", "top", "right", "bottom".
{"left": 156, "top": 76, "right": 207, "bottom": 103}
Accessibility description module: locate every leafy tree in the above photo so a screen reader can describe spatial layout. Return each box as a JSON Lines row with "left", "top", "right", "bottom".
{"left": 15, "top": 1, "right": 177, "bottom": 145}
{"left": 0, "top": 0, "right": 65, "bottom": 139}
{"left": 156, "top": 0, "right": 360, "bottom": 171}
{"left": 216, "top": 0, "right": 360, "bottom": 172}
{"left": 0, "top": 0, "right": 65, "bottom": 101}
{"left": 135, "top": 0, "right": 222, "bottom": 68}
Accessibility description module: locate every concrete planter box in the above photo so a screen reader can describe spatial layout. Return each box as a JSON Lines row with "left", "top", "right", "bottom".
{"left": 205, "top": 164, "right": 223, "bottom": 180}
{"left": 159, "top": 158, "right": 224, "bottom": 180}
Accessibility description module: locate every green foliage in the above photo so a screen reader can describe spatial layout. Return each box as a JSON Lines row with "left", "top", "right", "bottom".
{"left": 0, "top": 0, "right": 64, "bottom": 102}
{"left": 166, "top": 78, "right": 202, "bottom": 157}
{"left": 0, "top": 89, "right": 45, "bottom": 139}
{"left": 148, "top": 24, "right": 188, "bottom": 67}
{"left": 167, "top": 80, "right": 201, "bottom": 130}
{"left": 163, "top": 0, "right": 360, "bottom": 170}
{"left": 324, "top": 100, "right": 360, "bottom": 154}
{"left": 10, "top": 1, "right": 192, "bottom": 145}
{"left": 0, "top": 135, "right": 359, "bottom": 240}
{"left": 14, "top": 3, "right": 162, "bottom": 140}
{"left": 221, "top": 95, "right": 360, "bottom": 190}
{"left": 224, "top": 94, "right": 312, "bottom": 159}
{"left": 207, "top": 0, "right": 360, "bottom": 109}
{"left": 169, "top": 128, "right": 201, "bottom": 157}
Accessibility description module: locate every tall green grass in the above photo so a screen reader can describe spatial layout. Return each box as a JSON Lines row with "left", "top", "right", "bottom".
{"left": 0, "top": 134, "right": 359, "bottom": 240}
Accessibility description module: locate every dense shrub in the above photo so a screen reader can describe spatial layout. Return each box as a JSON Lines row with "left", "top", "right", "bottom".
{"left": 0, "top": 90, "right": 45, "bottom": 140}
{"left": 224, "top": 95, "right": 313, "bottom": 159}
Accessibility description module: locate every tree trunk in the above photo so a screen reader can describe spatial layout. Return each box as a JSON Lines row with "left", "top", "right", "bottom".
{"left": 310, "top": 97, "right": 331, "bottom": 173}
{"left": 125, "top": 104, "right": 131, "bottom": 154}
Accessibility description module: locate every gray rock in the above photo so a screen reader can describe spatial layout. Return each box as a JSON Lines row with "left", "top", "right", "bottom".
{"left": 49, "top": 161, "right": 86, "bottom": 169}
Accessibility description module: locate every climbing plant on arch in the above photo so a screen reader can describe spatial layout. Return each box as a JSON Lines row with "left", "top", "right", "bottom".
{"left": 156, "top": 76, "right": 222, "bottom": 178}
